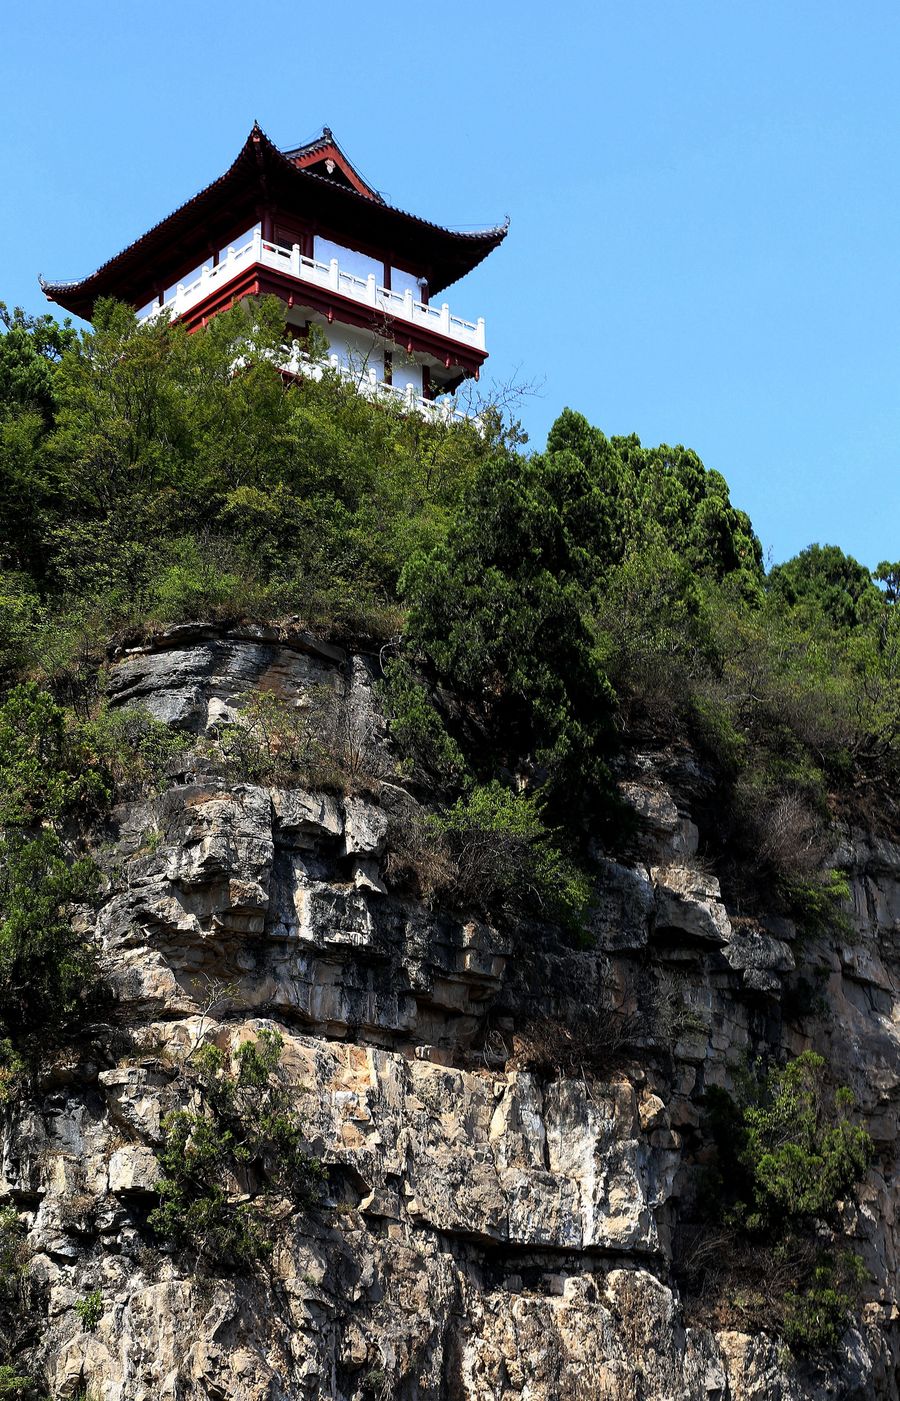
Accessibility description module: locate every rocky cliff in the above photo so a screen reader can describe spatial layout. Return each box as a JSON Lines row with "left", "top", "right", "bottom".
{"left": 7, "top": 626, "right": 899, "bottom": 1400}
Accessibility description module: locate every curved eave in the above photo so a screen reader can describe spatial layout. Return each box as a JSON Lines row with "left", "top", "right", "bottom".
{"left": 42, "top": 125, "right": 509, "bottom": 320}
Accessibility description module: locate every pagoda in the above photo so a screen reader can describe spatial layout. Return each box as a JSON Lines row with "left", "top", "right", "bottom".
{"left": 41, "top": 124, "right": 508, "bottom": 416}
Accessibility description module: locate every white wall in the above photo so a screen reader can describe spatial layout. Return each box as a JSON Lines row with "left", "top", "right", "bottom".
{"left": 326, "top": 326, "right": 422, "bottom": 393}
{"left": 315, "top": 237, "right": 382, "bottom": 284}
{"left": 163, "top": 258, "right": 211, "bottom": 302}
{"left": 219, "top": 222, "right": 260, "bottom": 264}
{"left": 313, "top": 238, "right": 426, "bottom": 304}
{"left": 326, "top": 325, "right": 384, "bottom": 377}
{"left": 390, "top": 267, "right": 422, "bottom": 300}
{"left": 391, "top": 358, "right": 423, "bottom": 393}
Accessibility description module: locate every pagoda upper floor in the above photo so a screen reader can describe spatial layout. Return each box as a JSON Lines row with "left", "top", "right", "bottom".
{"left": 41, "top": 124, "right": 508, "bottom": 402}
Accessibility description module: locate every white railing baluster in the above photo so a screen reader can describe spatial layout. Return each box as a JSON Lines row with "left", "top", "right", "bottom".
{"left": 276, "top": 344, "right": 477, "bottom": 429}
{"left": 138, "top": 235, "right": 484, "bottom": 356}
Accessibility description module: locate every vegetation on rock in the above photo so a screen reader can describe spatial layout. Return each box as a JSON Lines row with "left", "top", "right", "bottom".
{"left": 3, "top": 295, "right": 900, "bottom": 913}
{"left": 149, "top": 1029, "right": 324, "bottom": 1270}
{"left": 0, "top": 683, "right": 184, "bottom": 1077}
{"left": 693, "top": 1051, "right": 874, "bottom": 1352}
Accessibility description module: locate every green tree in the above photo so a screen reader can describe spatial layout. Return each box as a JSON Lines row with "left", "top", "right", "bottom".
{"left": 0, "top": 684, "right": 109, "bottom": 828}
{"left": 0, "top": 831, "right": 99, "bottom": 1046}
{"left": 768, "top": 544, "right": 879, "bottom": 630}
{"left": 737, "top": 1052, "right": 872, "bottom": 1233}
{"left": 0, "top": 304, "right": 74, "bottom": 575}
{"left": 401, "top": 446, "right": 621, "bottom": 821}
{"left": 0, "top": 303, "right": 74, "bottom": 422}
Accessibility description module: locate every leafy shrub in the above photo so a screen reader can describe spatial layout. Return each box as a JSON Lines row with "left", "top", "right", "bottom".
{"left": 0, "top": 1210, "right": 26, "bottom": 1282}
{"left": 0, "top": 685, "right": 179, "bottom": 825}
{"left": 694, "top": 1052, "right": 873, "bottom": 1352}
{"left": 430, "top": 782, "right": 593, "bottom": 933}
{"left": 783, "top": 868, "right": 852, "bottom": 939}
{"left": 149, "top": 1029, "right": 324, "bottom": 1269}
{"left": 0, "top": 687, "right": 187, "bottom": 1062}
{"left": 0, "top": 578, "right": 40, "bottom": 684}
{"left": 0, "top": 1368, "right": 47, "bottom": 1401}
{"left": 0, "top": 684, "right": 109, "bottom": 828}
{"left": 0, "top": 831, "right": 100, "bottom": 1047}
{"left": 737, "top": 1052, "right": 871, "bottom": 1232}
{"left": 782, "top": 1251, "right": 868, "bottom": 1352}
{"left": 74, "top": 1288, "right": 102, "bottom": 1333}
{"left": 80, "top": 704, "right": 189, "bottom": 799}
{"left": 379, "top": 657, "right": 466, "bottom": 788}
{"left": 386, "top": 781, "right": 594, "bottom": 934}
{"left": 0, "top": 1208, "right": 44, "bottom": 1400}
{"left": 217, "top": 686, "right": 388, "bottom": 794}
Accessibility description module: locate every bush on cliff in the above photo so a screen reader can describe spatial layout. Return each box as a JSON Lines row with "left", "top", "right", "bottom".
{"left": 149, "top": 1029, "right": 325, "bottom": 1269}
{"left": 430, "top": 782, "right": 594, "bottom": 933}
{"left": 0, "top": 1204, "right": 46, "bottom": 1398}
{"left": 0, "top": 832, "right": 99, "bottom": 1050}
{"left": 0, "top": 684, "right": 186, "bottom": 1070}
{"left": 707, "top": 1051, "right": 872, "bottom": 1233}
{"left": 694, "top": 1051, "right": 874, "bottom": 1352}
{"left": 0, "top": 1368, "right": 47, "bottom": 1401}
{"left": 385, "top": 780, "right": 594, "bottom": 935}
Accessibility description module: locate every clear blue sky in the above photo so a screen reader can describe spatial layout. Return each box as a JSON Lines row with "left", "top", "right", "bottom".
{"left": 2, "top": 0, "right": 898, "bottom": 569}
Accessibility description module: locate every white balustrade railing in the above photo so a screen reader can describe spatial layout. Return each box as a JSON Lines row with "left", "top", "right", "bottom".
{"left": 279, "top": 344, "right": 480, "bottom": 429}
{"left": 141, "top": 230, "right": 486, "bottom": 351}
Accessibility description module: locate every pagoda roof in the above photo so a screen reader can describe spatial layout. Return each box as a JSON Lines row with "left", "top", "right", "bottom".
{"left": 281, "top": 127, "right": 384, "bottom": 201}
{"left": 41, "top": 124, "right": 509, "bottom": 319}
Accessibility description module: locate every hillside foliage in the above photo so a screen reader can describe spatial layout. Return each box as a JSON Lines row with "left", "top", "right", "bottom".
{"left": 2, "top": 297, "right": 900, "bottom": 936}
{"left": 0, "top": 295, "right": 892, "bottom": 1368}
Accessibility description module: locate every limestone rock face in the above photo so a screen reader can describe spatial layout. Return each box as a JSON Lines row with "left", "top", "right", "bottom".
{"left": 8, "top": 630, "right": 900, "bottom": 1399}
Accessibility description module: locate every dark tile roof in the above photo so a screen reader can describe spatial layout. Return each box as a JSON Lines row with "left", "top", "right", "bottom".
{"left": 42, "top": 124, "right": 508, "bottom": 318}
